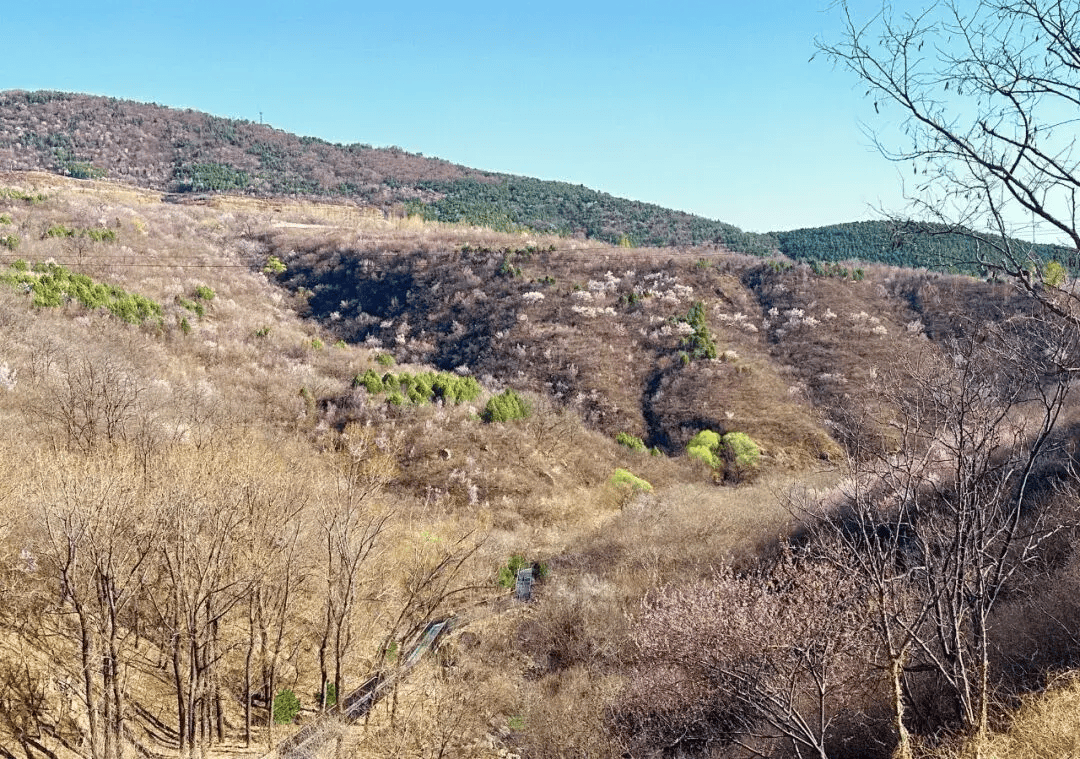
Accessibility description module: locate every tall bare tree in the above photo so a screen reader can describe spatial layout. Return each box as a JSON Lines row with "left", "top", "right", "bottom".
{"left": 33, "top": 449, "right": 155, "bottom": 759}
{"left": 802, "top": 316, "right": 1076, "bottom": 756}
{"left": 820, "top": 0, "right": 1080, "bottom": 304}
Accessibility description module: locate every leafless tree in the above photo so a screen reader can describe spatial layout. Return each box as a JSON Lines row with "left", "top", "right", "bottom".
{"left": 801, "top": 316, "right": 1076, "bottom": 756}
{"left": 631, "top": 547, "right": 867, "bottom": 759}
{"left": 33, "top": 449, "right": 154, "bottom": 759}
{"left": 820, "top": 0, "right": 1080, "bottom": 309}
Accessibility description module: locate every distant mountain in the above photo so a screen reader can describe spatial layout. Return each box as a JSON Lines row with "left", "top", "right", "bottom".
{"left": 0, "top": 90, "right": 1069, "bottom": 271}
{"left": 0, "top": 90, "right": 774, "bottom": 252}
{"left": 775, "top": 220, "right": 1075, "bottom": 275}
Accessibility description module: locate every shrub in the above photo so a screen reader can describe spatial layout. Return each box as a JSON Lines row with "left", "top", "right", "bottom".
{"left": 616, "top": 432, "right": 647, "bottom": 452}
{"left": 375, "top": 352, "right": 395, "bottom": 367}
{"left": 311, "top": 338, "right": 324, "bottom": 350}
{"left": 0, "top": 235, "right": 18, "bottom": 251}
{"left": 686, "top": 429, "right": 761, "bottom": 481}
{"left": 609, "top": 469, "right": 654, "bottom": 504}
{"left": 1044, "top": 259, "right": 1067, "bottom": 287}
{"left": 0, "top": 262, "right": 162, "bottom": 324}
{"left": 497, "top": 554, "right": 529, "bottom": 588}
{"left": 272, "top": 689, "right": 301, "bottom": 725}
{"left": 44, "top": 224, "right": 75, "bottom": 238}
{"left": 179, "top": 317, "right": 191, "bottom": 335}
{"left": 722, "top": 431, "right": 760, "bottom": 478}
{"left": 193, "top": 284, "right": 215, "bottom": 300}
{"left": 686, "top": 429, "right": 723, "bottom": 469}
{"left": 0, "top": 214, "right": 11, "bottom": 224}
{"left": 483, "top": 389, "right": 531, "bottom": 422}
{"left": 83, "top": 227, "right": 116, "bottom": 243}
{"left": 177, "top": 297, "right": 204, "bottom": 317}
{"left": 677, "top": 301, "right": 718, "bottom": 361}
{"left": 254, "top": 325, "right": 271, "bottom": 337}
{"left": 316, "top": 682, "right": 337, "bottom": 708}
{"left": 263, "top": 256, "right": 286, "bottom": 274}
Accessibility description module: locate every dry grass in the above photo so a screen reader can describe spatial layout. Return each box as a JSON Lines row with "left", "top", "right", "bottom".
{"left": 4, "top": 173, "right": 1079, "bottom": 758}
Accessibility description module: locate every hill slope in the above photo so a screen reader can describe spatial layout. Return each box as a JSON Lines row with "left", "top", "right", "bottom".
{"left": 0, "top": 90, "right": 774, "bottom": 251}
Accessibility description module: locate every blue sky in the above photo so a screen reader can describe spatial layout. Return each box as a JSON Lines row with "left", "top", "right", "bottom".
{"left": 1, "top": 0, "right": 906, "bottom": 233}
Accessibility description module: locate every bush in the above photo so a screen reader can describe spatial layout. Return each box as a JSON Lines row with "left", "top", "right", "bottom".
{"left": 677, "top": 301, "right": 718, "bottom": 361}
{"left": 483, "top": 389, "right": 531, "bottom": 422}
{"left": 1044, "top": 259, "right": 1067, "bottom": 287}
{"left": 0, "top": 235, "right": 18, "bottom": 251}
{"left": 609, "top": 468, "right": 654, "bottom": 505}
{"left": 0, "top": 214, "right": 11, "bottom": 225}
{"left": 356, "top": 369, "right": 481, "bottom": 407}
{"left": 193, "top": 284, "right": 215, "bottom": 300}
{"left": 616, "top": 432, "right": 647, "bottom": 452}
{"left": 497, "top": 554, "right": 529, "bottom": 588}
{"left": 685, "top": 429, "right": 761, "bottom": 481}
{"left": 686, "top": 429, "right": 722, "bottom": 469}
{"left": 44, "top": 224, "right": 75, "bottom": 238}
{"left": 83, "top": 227, "right": 116, "bottom": 243}
{"left": 0, "top": 262, "right": 162, "bottom": 324}
{"left": 272, "top": 689, "right": 301, "bottom": 725}
{"left": 376, "top": 352, "right": 395, "bottom": 367}
{"left": 722, "top": 431, "right": 760, "bottom": 478}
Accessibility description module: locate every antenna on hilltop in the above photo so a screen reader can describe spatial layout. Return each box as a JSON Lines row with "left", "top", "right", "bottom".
{"left": 259, "top": 111, "right": 263, "bottom": 124}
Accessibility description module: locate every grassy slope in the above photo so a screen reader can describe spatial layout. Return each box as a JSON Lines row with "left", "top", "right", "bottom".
{"left": 0, "top": 173, "right": 1077, "bottom": 757}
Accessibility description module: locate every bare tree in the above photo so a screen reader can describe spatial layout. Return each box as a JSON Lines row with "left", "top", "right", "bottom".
{"left": 29, "top": 355, "right": 143, "bottom": 454}
{"left": 147, "top": 446, "right": 253, "bottom": 759}
{"left": 315, "top": 425, "right": 396, "bottom": 715}
{"left": 631, "top": 547, "right": 866, "bottom": 759}
{"left": 820, "top": 0, "right": 1080, "bottom": 301}
{"left": 802, "top": 316, "right": 1076, "bottom": 756}
{"left": 33, "top": 449, "right": 154, "bottom": 759}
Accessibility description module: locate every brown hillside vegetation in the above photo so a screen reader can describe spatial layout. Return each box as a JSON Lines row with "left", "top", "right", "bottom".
{"left": 0, "top": 173, "right": 1079, "bottom": 759}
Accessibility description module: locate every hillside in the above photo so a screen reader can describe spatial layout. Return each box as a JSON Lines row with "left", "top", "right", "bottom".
{"left": 0, "top": 90, "right": 773, "bottom": 251}
{"left": 0, "top": 169, "right": 1078, "bottom": 759}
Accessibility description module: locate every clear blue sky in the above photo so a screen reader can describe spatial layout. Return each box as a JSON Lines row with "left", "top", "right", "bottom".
{"left": 1, "top": 0, "right": 905, "bottom": 233}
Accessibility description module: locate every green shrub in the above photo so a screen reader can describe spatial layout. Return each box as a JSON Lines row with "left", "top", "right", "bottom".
{"left": 83, "top": 227, "right": 116, "bottom": 243}
{"left": 375, "top": 352, "right": 395, "bottom": 367}
{"left": 177, "top": 297, "right": 204, "bottom": 317}
{"left": 0, "top": 235, "right": 18, "bottom": 251}
{"left": 317, "top": 682, "right": 337, "bottom": 708}
{"left": 333, "top": 339, "right": 347, "bottom": 349}
{"left": 44, "top": 224, "right": 75, "bottom": 238}
{"left": 357, "top": 369, "right": 481, "bottom": 408}
{"left": 0, "top": 188, "right": 45, "bottom": 204}
{"left": 10, "top": 259, "right": 26, "bottom": 271}
{"left": 254, "top": 325, "right": 272, "bottom": 337}
{"left": 263, "top": 256, "right": 286, "bottom": 275}
{"left": 193, "top": 284, "right": 215, "bottom": 300}
{"left": 685, "top": 429, "right": 761, "bottom": 480}
{"left": 1044, "top": 259, "right": 1067, "bottom": 287}
{"left": 179, "top": 317, "right": 191, "bottom": 335}
{"left": 722, "top": 431, "right": 761, "bottom": 477}
{"left": 483, "top": 389, "right": 531, "bottom": 422}
{"left": 686, "top": 429, "right": 723, "bottom": 470}
{"left": 0, "top": 262, "right": 162, "bottom": 324}
{"left": 272, "top": 689, "right": 301, "bottom": 725}
{"left": 497, "top": 554, "right": 529, "bottom": 588}
{"left": 609, "top": 469, "right": 654, "bottom": 501}
{"left": 677, "top": 301, "right": 718, "bottom": 361}
{"left": 616, "top": 432, "right": 647, "bottom": 452}
{"left": 0, "top": 214, "right": 11, "bottom": 224}
{"left": 311, "top": 337, "right": 324, "bottom": 350}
